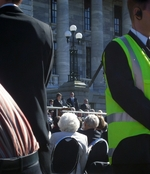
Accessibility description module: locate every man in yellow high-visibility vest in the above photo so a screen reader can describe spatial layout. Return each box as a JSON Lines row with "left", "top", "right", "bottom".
{"left": 103, "top": 0, "right": 150, "bottom": 173}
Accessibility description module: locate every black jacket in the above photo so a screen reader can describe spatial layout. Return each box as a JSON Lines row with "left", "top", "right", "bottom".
{"left": 0, "top": 6, "right": 53, "bottom": 173}
{"left": 80, "top": 103, "right": 90, "bottom": 111}
{"left": 78, "top": 128, "right": 101, "bottom": 146}
{"left": 66, "top": 97, "right": 79, "bottom": 110}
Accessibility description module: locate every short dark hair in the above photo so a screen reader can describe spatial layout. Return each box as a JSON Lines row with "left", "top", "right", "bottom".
{"left": 49, "top": 99, "right": 54, "bottom": 102}
{"left": 127, "top": 0, "right": 149, "bottom": 21}
{"left": 56, "top": 93, "right": 62, "bottom": 98}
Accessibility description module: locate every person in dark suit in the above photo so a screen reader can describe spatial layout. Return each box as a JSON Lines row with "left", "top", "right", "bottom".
{"left": 53, "top": 93, "right": 64, "bottom": 107}
{"left": 78, "top": 114, "right": 101, "bottom": 146}
{"left": 66, "top": 92, "right": 79, "bottom": 110}
{"left": 103, "top": 0, "right": 150, "bottom": 173}
{"left": 80, "top": 98, "right": 91, "bottom": 111}
{"left": 0, "top": 0, "right": 54, "bottom": 173}
{"left": 53, "top": 93, "right": 65, "bottom": 118}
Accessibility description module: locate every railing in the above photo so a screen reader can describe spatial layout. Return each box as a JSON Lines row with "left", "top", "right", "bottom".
{"left": 80, "top": 78, "right": 93, "bottom": 89}
{"left": 47, "top": 106, "right": 107, "bottom": 116}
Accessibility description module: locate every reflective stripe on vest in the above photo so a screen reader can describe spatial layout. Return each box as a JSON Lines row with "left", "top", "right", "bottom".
{"left": 120, "top": 36, "right": 144, "bottom": 91}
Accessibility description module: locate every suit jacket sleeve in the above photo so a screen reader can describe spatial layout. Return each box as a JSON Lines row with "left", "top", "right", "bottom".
{"left": 43, "top": 25, "right": 54, "bottom": 86}
{"left": 103, "top": 40, "right": 150, "bottom": 130}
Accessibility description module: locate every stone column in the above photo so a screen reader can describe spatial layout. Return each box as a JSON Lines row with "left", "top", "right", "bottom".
{"left": 56, "top": 0, "right": 70, "bottom": 85}
{"left": 91, "top": 0, "right": 104, "bottom": 93}
{"left": 122, "top": 0, "right": 131, "bottom": 34}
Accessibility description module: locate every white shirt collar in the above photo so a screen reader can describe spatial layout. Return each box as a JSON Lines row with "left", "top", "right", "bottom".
{"left": 0, "top": 3, "right": 18, "bottom": 8}
{"left": 131, "top": 28, "right": 148, "bottom": 45}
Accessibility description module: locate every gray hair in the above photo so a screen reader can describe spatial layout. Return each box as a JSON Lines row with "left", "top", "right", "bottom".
{"left": 58, "top": 113, "right": 80, "bottom": 132}
{"left": 84, "top": 114, "right": 99, "bottom": 129}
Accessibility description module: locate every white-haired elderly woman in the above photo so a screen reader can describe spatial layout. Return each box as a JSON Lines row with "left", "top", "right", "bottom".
{"left": 49, "top": 113, "right": 88, "bottom": 174}
{"left": 78, "top": 114, "right": 101, "bottom": 146}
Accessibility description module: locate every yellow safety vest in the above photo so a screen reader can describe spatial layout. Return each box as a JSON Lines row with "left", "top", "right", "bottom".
{"left": 103, "top": 34, "right": 150, "bottom": 164}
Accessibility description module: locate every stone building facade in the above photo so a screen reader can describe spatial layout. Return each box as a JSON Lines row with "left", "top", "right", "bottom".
{"left": 20, "top": 0, "right": 131, "bottom": 111}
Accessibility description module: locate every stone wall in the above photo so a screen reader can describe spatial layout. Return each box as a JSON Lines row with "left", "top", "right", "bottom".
{"left": 33, "top": 0, "right": 50, "bottom": 24}
{"left": 20, "top": 0, "right": 33, "bottom": 16}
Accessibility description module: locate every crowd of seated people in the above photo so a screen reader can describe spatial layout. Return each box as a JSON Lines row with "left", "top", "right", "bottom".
{"left": 49, "top": 113, "right": 89, "bottom": 174}
{"left": 47, "top": 92, "right": 109, "bottom": 173}
{"left": 48, "top": 110, "right": 109, "bottom": 173}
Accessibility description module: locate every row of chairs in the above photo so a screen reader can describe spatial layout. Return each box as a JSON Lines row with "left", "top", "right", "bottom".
{"left": 51, "top": 137, "right": 112, "bottom": 174}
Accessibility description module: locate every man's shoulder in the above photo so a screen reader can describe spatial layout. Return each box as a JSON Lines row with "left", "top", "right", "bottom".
{"left": 104, "top": 32, "right": 133, "bottom": 54}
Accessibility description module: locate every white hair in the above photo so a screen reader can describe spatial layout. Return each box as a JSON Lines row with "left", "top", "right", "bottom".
{"left": 58, "top": 113, "right": 80, "bottom": 132}
{"left": 84, "top": 114, "right": 99, "bottom": 128}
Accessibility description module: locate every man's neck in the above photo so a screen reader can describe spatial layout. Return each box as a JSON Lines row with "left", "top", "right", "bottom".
{"left": 131, "top": 28, "right": 148, "bottom": 45}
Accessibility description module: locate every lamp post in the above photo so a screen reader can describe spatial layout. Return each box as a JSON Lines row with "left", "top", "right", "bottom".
{"left": 65, "top": 25, "right": 82, "bottom": 82}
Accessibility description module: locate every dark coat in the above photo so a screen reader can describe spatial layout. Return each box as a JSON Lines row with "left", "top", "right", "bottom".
{"left": 53, "top": 99, "right": 64, "bottom": 107}
{"left": 66, "top": 97, "right": 79, "bottom": 110}
{"left": 0, "top": 6, "right": 53, "bottom": 174}
{"left": 80, "top": 103, "right": 90, "bottom": 111}
{"left": 78, "top": 128, "right": 101, "bottom": 146}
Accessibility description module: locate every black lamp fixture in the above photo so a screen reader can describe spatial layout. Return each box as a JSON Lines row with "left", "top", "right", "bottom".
{"left": 65, "top": 25, "right": 83, "bottom": 81}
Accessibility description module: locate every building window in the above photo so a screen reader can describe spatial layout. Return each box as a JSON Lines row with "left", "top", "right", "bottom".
{"left": 114, "top": 5, "right": 122, "bottom": 36}
{"left": 52, "top": 41, "right": 57, "bottom": 74}
{"left": 86, "top": 47, "right": 91, "bottom": 79}
{"left": 51, "top": 0, "right": 57, "bottom": 23}
{"left": 84, "top": 0, "right": 91, "bottom": 31}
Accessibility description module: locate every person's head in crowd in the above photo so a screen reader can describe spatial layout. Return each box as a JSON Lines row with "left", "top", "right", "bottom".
{"left": 53, "top": 116, "right": 61, "bottom": 127}
{"left": 96, "top": 115, "right": 108, "bottom": 131}
{"left": 77, "top": 109, "right": 83, "bottom": 117}
{"left": 48, "top": 109, "right": 54, "bottom": 116}
{"left": 47, "top": 109, "right": 50, "bottom": 115}
{"left": 56, "top": 92, "right": 62, "bottom": 101}
{"left": 83, "top": 114, "right": 99, "bottom": 130}
{"left": 71, "top": 107, "right": 76, "bottom": 111}
{"left": 89, "top": 109, "right": 95, "bottom": 112}
{"left": 70, "top": 92, "right": 75, "bottom": 98}
{"left": 58, "top": 113, "right": 80, "bottom": 133}
{"left": 84, "top": 108, "right": 89, "bottom": 117}
{"left": 84, "top": 98, "right": 89, "bottom": 104}
{"left": 53, "top": 116, "right": 60, "bottom": 126}
{"left": 49, "top": 99, "right": 54, "bottom": 106}
{"left": 127, "top": 0, "right": 150, "bottom": 37}
{"left": 98, "top": 110, "right": 102, "bottom": 114}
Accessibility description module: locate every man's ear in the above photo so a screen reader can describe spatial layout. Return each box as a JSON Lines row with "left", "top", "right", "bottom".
{"left": 134, "top": 7, "right": 142, "bottom": 20}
